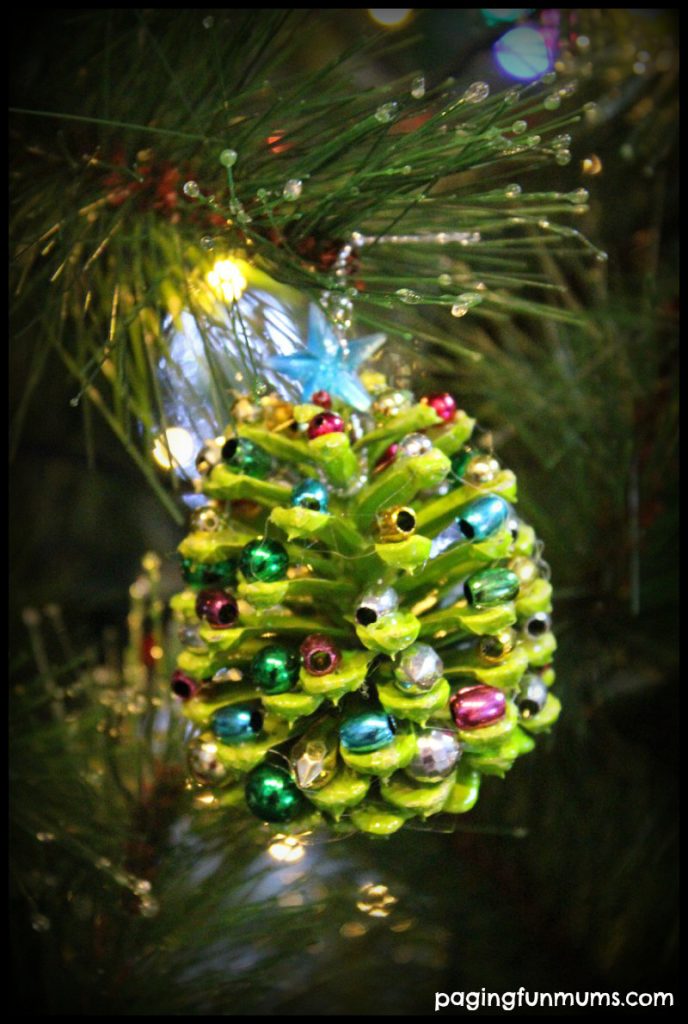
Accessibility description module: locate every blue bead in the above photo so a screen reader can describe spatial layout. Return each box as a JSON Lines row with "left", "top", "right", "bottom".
{"left": 291, "top": 478, "right": 329, "bottom": 514}
{"left": 456, "top": 494, "right": 509, "bottom": 542}
{"left": 211, "top": 703, "right": 264, "bottom": 744}
{"left": 340, "top": 711, "right": 397, "bottom": 754}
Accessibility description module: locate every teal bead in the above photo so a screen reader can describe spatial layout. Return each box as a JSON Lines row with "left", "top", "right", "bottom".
{"left": 291, "top": 478, "right": 329, "bottom": 513}
{"left": 456, "top": 494, "right": 509, "bottom": 542}
{"left": 181, "top": 557, "right": 237, "bottom": 587}
{"left": 221, "top": 437, "right": 272, "bottom": 479}
{"left": 251, "top": 645, "right": 300, "bottom": 694}
{"left": 245, "top": 763, "right": 306, "bottom": 823}
{"left": 211, "top": 703, "right": 264, "bottom": 744}
{"left": 464, "top": 567, "right": 520, "bottom": 608}
{"left": 238, "top": 539, "right": 289, "bottom": 582}
{"left": 340, "top": 711, "right": 397, "bottom": 754}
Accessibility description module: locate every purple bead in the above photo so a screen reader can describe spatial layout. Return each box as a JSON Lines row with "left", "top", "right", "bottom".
{"left": 450, "top": 684, "right": 506, "bottom": 729}
{"left": 300, "top": 634, "right": 341, "bottom": 676}
{"left": 307, "top": 411, "right": 345, "bottom": 440}
{"left": 170, "top": 670, "right": 200, "bottom": 701}
{"left": 195, "top": 588, "right": 239, "bottom": 629}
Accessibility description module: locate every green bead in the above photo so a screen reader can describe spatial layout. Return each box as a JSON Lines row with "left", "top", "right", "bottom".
{"left": 221, "top": 437, "right": 271, "bottom": 479}
{"left": 245, "top": 763, "right": 306, "bottom": 823}
{"left": 251, "top": 645, "right": 300, "bottom": 694}
{"left": 239, "top": 539, "right": 289, "bottom": 582}
{"left": 181, "top": 557, "right": 237, "bottom": 587}
{"left": 465, "top": 567, "right": 520, "bottom": 608}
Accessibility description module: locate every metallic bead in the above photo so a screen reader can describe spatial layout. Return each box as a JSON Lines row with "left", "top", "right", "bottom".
{"left": 396, "top": 432, "right": 434, "bottom": 460}
{"left": 420, "top": 392, "right": 457, "bottom": 423}
{"left": 190, "top": 503, "right": 226, "bottom": 533}
{"left": 170, "top": 670, "right": 201, "bottom": 701}
{"left": 211, "top": 702, "right": 264, "bottom": 744}
{"left": 291, "top": 478, "right": 329, "bottom": 513}
{"left": 245, "top": 763, "right": 306, "bottom": 823}
{"left": 509, "top": 556, "right": 540, "bottom": 590}
{"left": 290, "top": 719, "right": 339, "bottom": 790}
{"left": 260, "top": 395, "right": 294, "bottom": 431}
{"left": 478, "top": 628, "right": 517, "bottom": 663}
{"left": 354, "top": 586, "right": 399, "bottom": 626}
{"left": 376, "top": 505, "right": 417, "bottom": 543}
{"left": 310, "top": 389, "right": 332, "bottom": 409}
{"left": 450, "top": 449, "right": 500, "bottom": 486}
{"left": 307, "top": 411, "right": 346, "bottom": 439}
{"left": 181, "top": 558, "right": 236, "bottom": 587}
{"left": 371, "top": 388, "right": 413, "bottom": 419}
{"left": 221, "top": 437, "right": 272, "bottom": 479}
{"left": 300, "top": 634, "right": 342, "bottom": 676}
{"left": 177, "top": 624, "right": 206, "bottom": 650}
{"left": 450, "top": 684, "right": 507, "bottom": 729}
{"left": 405, "top": 727, "right": 462, "bottom": 782}
{"left": 251, "top": 645, "right": 300, "bottom": 694}
{"left": 393, "top": 643, "right": 444, "bottom": 694}
{"left": 340, "top": 711, "right": 397, "bottom": 754}
{"left": 231, "top": 396, "right": 262, "bottom": 423}
{"left": 238, "top": 539, "right": 289, "bottom": 582}
{"left": 522, "top": 611, "right": 552, "bottom": 638}
{"left": 506, "top": 512, "right": 520, "bottom": 542}
{"left": 515, "top": 673, "right": 549, "bottom": 719}
{"left": 374, "top": 442, "right": 398, "bottom": 473}
{"left": 195, "top": 438, "right": 223, "bottom": 475}
{"left": 464, "top": 567, "right": 520, "bottom": 608}
{"left": 195, "top": 588, "right": 239, "bottom": 628}
{"left": 456, "top": 494, "right": 509, "bottom": 542}
{"left": 187, "top": 735, "right": 234, "bottom": 787}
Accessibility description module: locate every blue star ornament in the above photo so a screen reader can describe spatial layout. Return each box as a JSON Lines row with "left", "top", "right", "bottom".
{"left": 268, "top": 304, "right": 385, "bottom": 411}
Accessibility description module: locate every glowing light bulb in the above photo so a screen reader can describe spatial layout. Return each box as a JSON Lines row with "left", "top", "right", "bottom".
{"left": 152, "top": 426, "right": 196, "bottom": 471}
{"left": 493, "top": 25, "right": 553, "bottom": 81}
{"left": 206, "top": 258, "right": 247, "bottom": 302}
{"left": 367, "top": 9, "right": 413, "bottom": 29}
{"left": 268, "top": 834, "right": 306, "bottom": 863}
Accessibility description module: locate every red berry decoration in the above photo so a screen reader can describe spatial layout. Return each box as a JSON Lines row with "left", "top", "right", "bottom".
{"left": 374, "top": 442, "right": 399, "bottom": 473}
{"left": 307, "top": 411, "right": 345, "bottom": 440}
{"left": 195, "top": 589, "right": 239, "bottom": 629}
{"left": 171, "top": 670, "right": 201, "bottom": 701}
{"left": 450, "top": 684, "right": 506, "bottom": 729}
{"left": 311, "top": 390, "right": 332, "bottom": 409}
{"left": 300, "top": 634, "right": 342, "bottom": 676}
{"left": 422, "top": 392, "right": 457, "bottom": 423}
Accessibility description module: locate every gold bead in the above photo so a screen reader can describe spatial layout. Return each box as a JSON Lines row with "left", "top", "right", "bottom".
{"left": 195, "top": 438, "right": 224, "bottom": 475}
{"left": 231, "top": 396, "right": 262, "bottom": 423}
{"left": 260, "top": 395, "right": 294, "bottom": 431}
{"left": 372, "top": 388, "right": 413, "bottom": 419}
{"left": 508, "top": 556, "right": 540, "bottom": 590}
{"left": 376, "top": 505, "right": 417, "bottom": 543}
{"left": 478, "top": 628, "right": 516, "bottom": 663}
{"left": 190, "top": 502, "right": 226, "bottom": 533}
{"left": 464, "top": 452, "right": 500, "bottom": 486}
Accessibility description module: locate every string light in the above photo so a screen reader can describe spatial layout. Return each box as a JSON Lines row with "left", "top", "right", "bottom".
{"left": 367, "top": 9, "right": 413, "bottom": 29}
{"left": 206, "top": 258, "right": 247, "bottom": 303}
{"left": 151, "top": 426, "right": 196, "bottom": 472}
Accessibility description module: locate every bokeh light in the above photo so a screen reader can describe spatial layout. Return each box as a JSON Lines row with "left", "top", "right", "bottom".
{"left": 493, "top": 24, "right": 553, "bottom": 81}
{"left": 367, "top": 9, "right": 413, "bottom": 29}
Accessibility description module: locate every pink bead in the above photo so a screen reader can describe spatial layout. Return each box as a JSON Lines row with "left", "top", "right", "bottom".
{"left": 450, "top": 684, "right": 506, "bottom": 729}
{"left": 311, "top": 390, "right": 332, "bottom": 409}
{"left": 171, "top": 670, "right": 200, "bottom": 701}
{"left": 423, "top": 392, "right": 457, "bottom": 423}
{"left": 300, "top": 634, "right": 341, "bottom": 676}
{"left": 375, "top": 442, "right": 399, "bottom": 473}
{"left": 307, "top": 411, "right": 345, "bottom": 440}
{"left": 195, "top": 588, "right": 239, "bottom": 629}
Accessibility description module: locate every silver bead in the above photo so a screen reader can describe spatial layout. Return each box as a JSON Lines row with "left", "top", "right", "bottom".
{"left": 523, "top": 611, "right": 552, "bottom": 638}
{"left": 355, "top": 585, "right": 399, "bottom": 627}
{"left": 178, "top": 625, "right": 206, "bottom": 651}
{"left": 515, "top": 673, "right": 549, "bottom": 719}
{"left": 397, "top": 432, "right": 434, "bottom": 460}
{"left": 405, "top": 727, "right": 462, "bottom": 782}
{"left": 187, "top": 735, "right": 234, "bottom": 787}
{"left": 394, "top": 642, "right": 444, "bottom": 694}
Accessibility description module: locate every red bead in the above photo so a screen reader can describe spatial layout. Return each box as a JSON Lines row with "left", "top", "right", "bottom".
{"left": 300, "top": 634, "right": 341, "bottom": 676}
{"left": 422, "top": 392, "right": 457, "bottom": 423}
{"left": 450, "top": 684, "right": 506, "bottom": 729}
{"left": 195, "top": 589, "right": 239, "bottom": 629}
{"left": 374, "top": 442, "right": 398, "bottom": 473}
{"left": 307, "top": 411, "right": 345, "bottom": 440}
{"left": 171, "top": 670, "right": 200, "bottom": 701}
{"left": 311, "top": 390, "right": 332, "bottom": 409}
